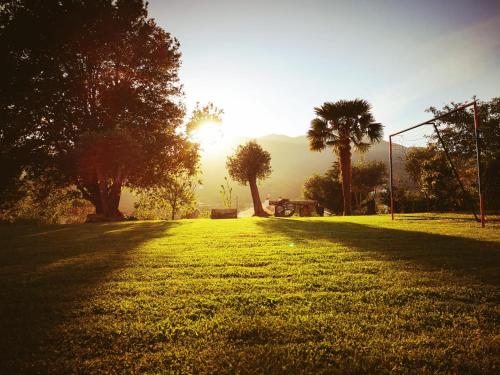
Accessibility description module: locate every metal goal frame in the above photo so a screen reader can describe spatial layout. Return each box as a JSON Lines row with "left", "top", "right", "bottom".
{"left": 388, "top": 100, "right": 485, "bottom": 227}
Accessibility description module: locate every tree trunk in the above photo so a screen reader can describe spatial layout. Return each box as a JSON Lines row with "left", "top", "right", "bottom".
{"left": 98, "top": 180, "right": 123, "bottom": 219}
{"left": 249, "top": 177, "right": 268, "bottom": 217}
{"left": 108, "top": 177, "right": 122, "bottom": 217}
{"left": 80, "top": 181, "right": 103, "bottom": 214}
{"left": 79, "top": 172, "right": 124, "bottom": 221}
{"left": 339, "top": 147, "right": 352, "bottom": 216}
{"left": 171, "top": 202, "right": 176, "bottom": 220}
{"left": 94, "top": 199, "right": 103, "bottom": 215}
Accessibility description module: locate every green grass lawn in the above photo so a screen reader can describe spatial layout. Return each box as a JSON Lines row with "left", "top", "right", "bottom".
{"left": 1, "top": 215, "right": 499, "bottom": 374}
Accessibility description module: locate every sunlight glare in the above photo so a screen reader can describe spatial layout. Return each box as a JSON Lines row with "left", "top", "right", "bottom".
{"left": 191, "top": 120, "right": 228, "bottom": 154}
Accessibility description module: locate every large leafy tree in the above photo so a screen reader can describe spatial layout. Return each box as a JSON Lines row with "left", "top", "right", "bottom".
{"left": 226, "top": 141, "right": 272, "bottom": 217}
{"left": 428, "top": 98, "right": 500, "bottom": 211}
{"left": 0, "top": 0, "right": 196, "bottom": 219}
{"left": 307, "top": 99, "right": 383, "bottom": 215}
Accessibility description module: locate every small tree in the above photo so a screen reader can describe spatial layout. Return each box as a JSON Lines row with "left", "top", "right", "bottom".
{"left": 135, "top": 170, "right": 199, "bottom": 220}
{"left": 304, "top": 161, "right": 387, "bottom": 214}
{"left": 162, "top": 170, "right": 200, "bottom": 220}
{"left": 226, "top": 141, "right": 272, "bottom": 217}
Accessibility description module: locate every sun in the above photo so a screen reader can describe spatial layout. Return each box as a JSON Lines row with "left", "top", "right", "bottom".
{"left": 191, "top": 120, "right": 226, "bottom": 153}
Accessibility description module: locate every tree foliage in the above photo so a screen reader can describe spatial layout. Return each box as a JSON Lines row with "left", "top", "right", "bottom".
{"left": 160, "top": 170, "right": 200, "bottom": 220}
{"left": 404, "top": 147, "right": 437, "bottom": 185}
{"left": 428, "top": 98, "right": 500, "bottom": 162}
{"left": 226, "top": 141, "right": 272, "bottom": 185}
{"left": 428, "top": 97, "right": 500, "bottom": 211}
{"left": 419, "top": 151, "right": 462, "bottom": 211}
{"left": 303, "top": 167, "right": 343, "bottom": 215}
{"left": 304, "top": 161, "right": 386, "bottom": 215}
{"left": 135, "top": 169, "right": 199, "bottom": 220}
{"left": 351, "top": 160, "right": 386, "bottom": 209}
{"left": 186, "top": 102, "right": 224, "bottom": 134}
{"left": 0, "top": 175, "right": 93, "bottom": 224}
{"left": 0, "top": 0, "right": 196, "bottom": 218}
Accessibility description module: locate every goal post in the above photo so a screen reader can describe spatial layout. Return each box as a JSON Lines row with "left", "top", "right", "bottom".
{"left": 388, "top": 100, "right": 486, "bottom": 227}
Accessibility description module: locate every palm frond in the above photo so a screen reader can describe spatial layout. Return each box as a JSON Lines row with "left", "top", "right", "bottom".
{"left": 366, "top": 122, "right": 383, "bottom": 142}
{"left": 358, "top": 113, "right": 375, "bottom": 127}
{"left": 353, "top": 141, "right": 371, "bottom": 153}
{"left": 325, "top": 138, "right": 342, "bottom": 148}
{"left": 315, "top": 102, "right": 341, "bottom": 122}
{"left": 307, "top": 118, "right": 329, "bottom": 151}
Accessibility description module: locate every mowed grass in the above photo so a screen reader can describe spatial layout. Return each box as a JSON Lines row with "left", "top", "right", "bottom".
{"left": 1, "top": 215, "right": 499, "bottom": 374}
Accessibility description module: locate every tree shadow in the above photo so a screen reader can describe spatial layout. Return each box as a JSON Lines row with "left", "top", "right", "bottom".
{"left": 0, "top": 221, "right": 177, "bottom": 373}
{"left": 256, "top": 218, "right": 500, "bottom": 286}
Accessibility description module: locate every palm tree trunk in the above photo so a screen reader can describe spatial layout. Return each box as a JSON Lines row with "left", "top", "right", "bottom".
{"left": 249, "top": 177, "right": 267, "bottom": 217}
{"left": 339, "top": 147, "right": 352, "bottom": 216}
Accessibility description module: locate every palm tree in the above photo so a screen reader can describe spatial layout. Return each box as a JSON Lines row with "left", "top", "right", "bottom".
{"left": 307, "top": 99, "right": 383, "bottom": 215}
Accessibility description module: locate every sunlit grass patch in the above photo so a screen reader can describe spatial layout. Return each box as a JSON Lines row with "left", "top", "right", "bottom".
{"left": 0, "top": 215, "right": 499, "bottom": 373}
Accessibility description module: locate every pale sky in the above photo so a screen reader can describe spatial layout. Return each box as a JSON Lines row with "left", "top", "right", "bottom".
{"left": 148, "top": 0, "right": 500, "bottom": 143}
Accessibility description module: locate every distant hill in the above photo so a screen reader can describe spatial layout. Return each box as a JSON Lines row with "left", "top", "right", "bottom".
{"left": 197, "top": 134, "right": 407, "bottom": 210}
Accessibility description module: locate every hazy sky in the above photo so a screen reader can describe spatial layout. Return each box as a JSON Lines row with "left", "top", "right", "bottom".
{"left": 148, "top": 0, "right": 500, "bottom": 143}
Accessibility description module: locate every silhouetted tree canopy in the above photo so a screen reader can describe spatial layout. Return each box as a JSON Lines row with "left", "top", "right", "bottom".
{"left": 0, "top": 0, "right": 197, "bottom": 218}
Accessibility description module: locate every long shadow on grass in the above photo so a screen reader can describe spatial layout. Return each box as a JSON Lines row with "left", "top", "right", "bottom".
{"left": 0, "top": 221, "right": 177, "bottom": 372}
{"left": 257, "top": 218, "right": 500, "bottom": 286}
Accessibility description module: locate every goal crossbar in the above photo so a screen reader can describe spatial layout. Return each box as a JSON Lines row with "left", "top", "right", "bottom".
{"left": 388, "top": 100, "right": 486, "bottom": 227}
